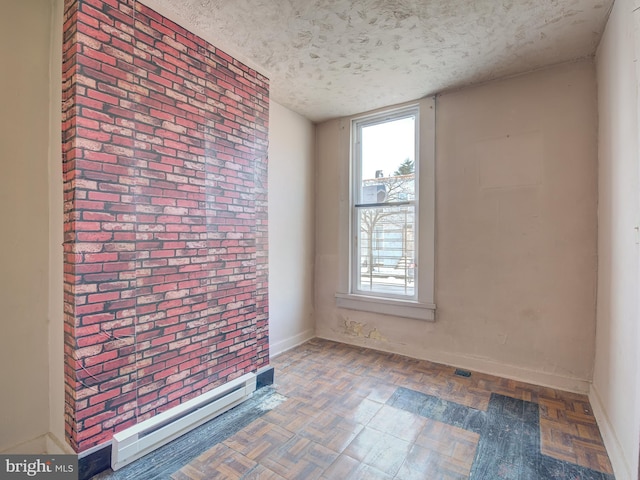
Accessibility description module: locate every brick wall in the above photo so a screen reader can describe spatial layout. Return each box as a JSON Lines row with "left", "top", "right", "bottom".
{"left": 62, "top": 0, "right": 269, "bottom": 452}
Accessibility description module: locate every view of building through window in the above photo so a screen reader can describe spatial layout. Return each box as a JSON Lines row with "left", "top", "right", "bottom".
{"left": 354, "top": 111, "right": 417, "bottom": 298}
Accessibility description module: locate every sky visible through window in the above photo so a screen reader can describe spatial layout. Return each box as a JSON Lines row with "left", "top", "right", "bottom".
{"left": 361, "top": 116, "right": 415, "bottom": 180}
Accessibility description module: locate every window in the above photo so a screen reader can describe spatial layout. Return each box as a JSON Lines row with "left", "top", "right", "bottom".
{"left": 353, "top": 108, "right": 418, "bottom": 299}
{"left": 336, "top": 98, "right": 436, "bottom": 321}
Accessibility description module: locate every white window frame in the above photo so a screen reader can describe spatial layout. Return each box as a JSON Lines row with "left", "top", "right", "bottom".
{"left": 351, "top": 106, "right": 419, "bottom": 301}
{"left": 335, "top": 97, "right": 436, "bottom": 321}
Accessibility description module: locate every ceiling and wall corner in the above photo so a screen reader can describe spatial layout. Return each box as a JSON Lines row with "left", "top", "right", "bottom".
{"left": 140, "top": 0, "right": 613, "bottom": 122}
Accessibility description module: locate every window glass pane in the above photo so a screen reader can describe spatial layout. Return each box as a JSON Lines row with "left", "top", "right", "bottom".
{"left": 360, "top": 116, "right": 415, "bottom": 204}
{"left": 356, "top": 205, "right": 415, "bottom": 297}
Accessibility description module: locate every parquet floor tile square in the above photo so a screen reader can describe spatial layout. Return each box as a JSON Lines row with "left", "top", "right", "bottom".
{"left": 239, "top": 465, "right": 287, "bottom": 480}
{"left": 222, "top": 418, "right": 296, "bottom": 462}
{"left": 343, "top": 427, "right": 412, "bottom": 476}
{"left": 319, "top": 454, "right": 393, "bottom": 480}
{"left": 295, "top": 412, "right": 364, "bottom": 453}
{"left": 260, "top": 398, "right": 318, "bottom": 432}
{"left": 414, "top": 419, "right": 480, "bottom": 459}
{"left": 396, "top": 443, "right": 472, "bottom": 480}
{"left": 259, "top": 435, "right": 339, "bottom": 480}
{"left": 170, "top": 444, "right": 256, "bottom": 480}
{"left": 367, "top": 404, "right": 427, "bottom": 442}
{"left": 327, "top": 394, "right": 384, "bottom": 425}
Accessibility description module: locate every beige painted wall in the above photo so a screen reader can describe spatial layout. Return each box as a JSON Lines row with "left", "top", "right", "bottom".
{"left": 48, "top": 0, "right": 68, "bottom": 454}
{"left": 591, "top": 1, "right": 640, "bottom": 478}
{"left": 0, "top": 0, "right": 53, "bottom": 453}
{"left": 268, "top": 102, "right": 316, "bottom": 355}
{"left": 315, "top": 60, "right": 598, "bottom": 393}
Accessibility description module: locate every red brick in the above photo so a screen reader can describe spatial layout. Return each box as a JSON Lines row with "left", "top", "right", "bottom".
{"left": 88, "top": 292, "right": 120, "bottom": 303}
{"left": 88, "top": 387, "right": 121, "bottom": 406}
{"left": 88, "top": 191, "right": 121, "bottom": 202}
{"left": 84, "top": 252, "right": 119, "bottom": 263}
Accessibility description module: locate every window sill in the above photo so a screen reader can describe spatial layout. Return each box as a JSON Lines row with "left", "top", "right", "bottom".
{"left": 335, "top": 293, "right": 436, "bottom": 321}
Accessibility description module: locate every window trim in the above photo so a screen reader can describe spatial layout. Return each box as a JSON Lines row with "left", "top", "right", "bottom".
{"left": 335, "top": 97, "right": 436, "bottom": 321}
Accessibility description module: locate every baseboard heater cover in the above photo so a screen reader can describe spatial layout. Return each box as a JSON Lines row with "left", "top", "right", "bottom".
{"left": 111, "top": 372, "right": 257, "bottom": 470}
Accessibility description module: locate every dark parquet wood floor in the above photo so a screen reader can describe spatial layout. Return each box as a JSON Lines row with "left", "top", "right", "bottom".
{"left": 169, "top": 339, "right": 613, "bottom": 480}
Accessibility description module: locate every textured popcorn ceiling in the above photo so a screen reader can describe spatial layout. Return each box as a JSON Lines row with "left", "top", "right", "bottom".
{"left": 140, "top": 0, "right": 613, "bottom": 122}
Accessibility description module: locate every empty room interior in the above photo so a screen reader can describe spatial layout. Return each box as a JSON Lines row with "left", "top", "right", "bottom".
{"left": 1, "top": 0, "right": 640, "bottom": 479}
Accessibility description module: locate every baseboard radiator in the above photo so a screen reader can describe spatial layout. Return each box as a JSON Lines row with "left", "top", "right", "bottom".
{"left": 111, "top": 372, "right": 257, "bottom": 470}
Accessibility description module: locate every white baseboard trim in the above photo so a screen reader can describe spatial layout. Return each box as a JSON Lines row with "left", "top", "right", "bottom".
{"left": 270, "top": 329, "right": 315, "bottom": 358}
{"left": 45, "top": 432, "right": 75, "bottom": 455}
{"left": 0, "top": 435, "right": 48, "bottom": 455}
{"left": 316, "top": 333, "right": 591, "bottom": 394}
{"left": 1, "top": 433, "right": 76, "bottom": 455}
{"left": 423, "top": 350, "right": 591, "bottom": 394}
{"left": 589, "top": 384, "right": 633, "bottom": 480}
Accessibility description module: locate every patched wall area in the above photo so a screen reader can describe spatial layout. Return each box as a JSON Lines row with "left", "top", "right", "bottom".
{"left": 61, "top": 0, "right": 269, "bottom": 452}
